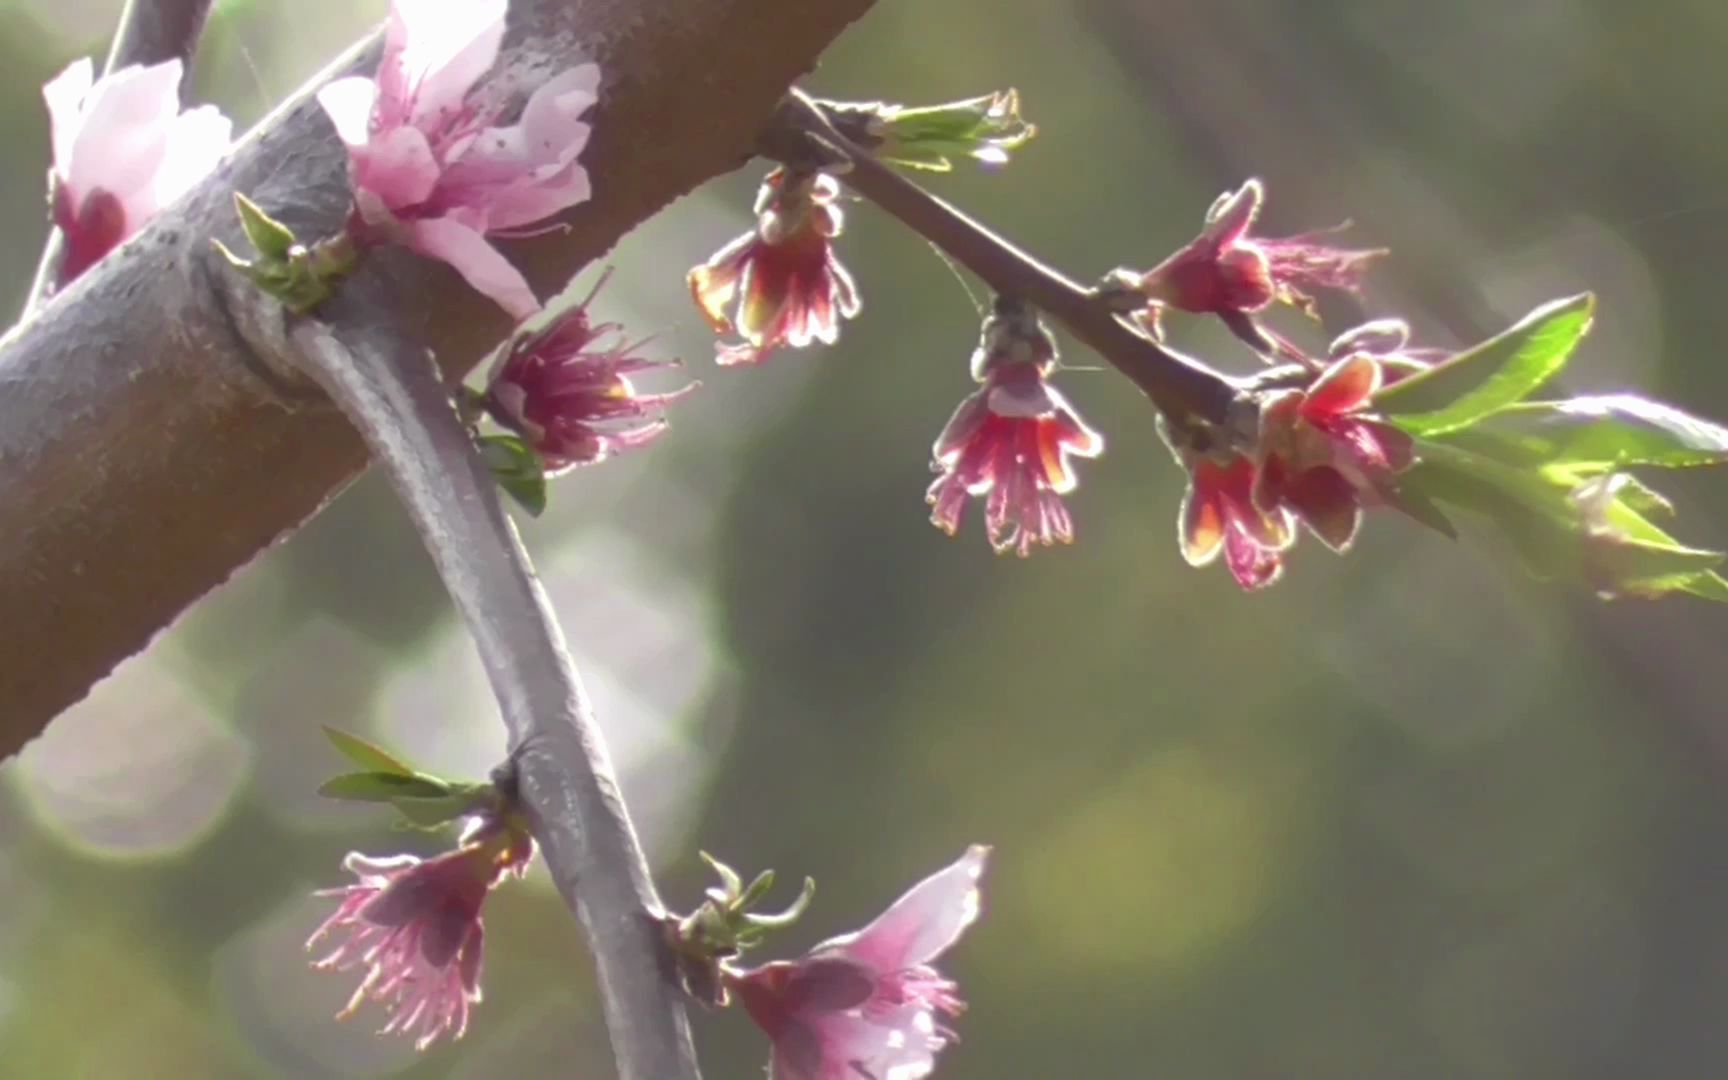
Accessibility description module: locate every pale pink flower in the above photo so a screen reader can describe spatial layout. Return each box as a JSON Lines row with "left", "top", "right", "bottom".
{"left": 317, "top": 0, "right": 599, "bottom": 317}
{"left": 485, "top": 281, "right": 694, "bottom": 473}
{"left": 307, "top": 827, "right": 534, "bottom": 1050}
{"left": 734, "top": 846, "right": 989, "bottom": 1080}
{"left": 42, "top": 57, "right": 230, "bottom": 285}
{"left": 927, "top": 303, "right": 1103, "bottom": 556}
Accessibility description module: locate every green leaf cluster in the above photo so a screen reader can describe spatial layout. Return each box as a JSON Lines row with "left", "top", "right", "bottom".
{"left": 317, "top": 726, "right": 497, "bottom": 829}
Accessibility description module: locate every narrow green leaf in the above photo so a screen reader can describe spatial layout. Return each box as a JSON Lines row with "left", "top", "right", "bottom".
{"left": 1376, "top": 294, "right": 1595, "bottom": 434}
{"left": 321, "top": 725, "right": 419, "bottom": 777}
{"left": 233, "top": 192, "right": 297, "bottom": 260}
{"left": 1460, "top": 395, "right": 1728, "bottom": 470}
{"left": 389, "top": 789, "right": 495, "bottom": 829}
{"left": 478, "top": 434, "right": 548, "bottom": 517}
{"left": 318, "top": 771, "right": 453, "bottom": 802}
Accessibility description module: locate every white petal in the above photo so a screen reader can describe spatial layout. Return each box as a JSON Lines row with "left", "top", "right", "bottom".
{"left": 63, "top": 61, "right": 183, "bottom": 203}
{"left": 391, "top": 0, "right": 507, "bottom": 131}
{"left": 148, "top": 104, "right": 231, "bottom": 218}
{"left": 317, "top": 76, "right": 378, "bottom": 149}
{"left": 43, "top": 57, "right": 94, "bottom": 183}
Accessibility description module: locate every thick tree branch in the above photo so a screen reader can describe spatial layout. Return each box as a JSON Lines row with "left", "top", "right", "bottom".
{"left": 770, "top": 92, "right": 1239, "bottom": 425}
{"left": 25, "top": 0, "right": 216, "bottom": 314}
{"left": 0, "top": 0, "right": 875, "bottom": 760}
{"left": 289, "top": 316, "right": 698, "bottom": 1080}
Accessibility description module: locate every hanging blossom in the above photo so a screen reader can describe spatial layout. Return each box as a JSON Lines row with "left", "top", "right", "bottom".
{"left": 688, "top": 167, "right": 861, "bottom": 366}
{"left": 1169, "top": 437, "right": 1295, "bottom": 591}
{"left": 1253, "top": 349, "right": 1415, "bottom": 552}
{"left": 731, "top": 846, "right": 989, "bottom": 1080}
{"left": 483, "top": 277, "right": 695, "bottom": 472}
{"left": 1130, "top": 178, "right": 1384, "bottom": 325}
{"left": 316, "top": 0, "right": 599, "bottom": 317}
{"left": 307, "top": 815, "right": 535, "bottom": 1050}
{"left": 42, "top": 57, "right": 231, "bottom": 287}
{"left": 927, "top": 299, "right": 1104, "bottom": 556}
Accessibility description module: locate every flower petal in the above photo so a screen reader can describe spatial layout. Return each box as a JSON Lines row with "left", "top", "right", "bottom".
{"left": 62, "top": 60, "right": 183, "bottom": 204}
{"left": 150, "top": 103, "right": 231, "bottom": 213}
{"left": 1180, "top": 473, "right": 1226, "bottom": 566}
{"left": 388, "top": 0, "right": 506, "bottom": 132}
{"left": 43, "top": 57, "right": 94, "bottom": 181}
{"left": 829, "top": 846, "right": 988, "bottom": 972}
{"left": 1304, "top": 354, "right": 1381, "bottom": 419}
{"left": 1224, "top": 526, "right": 1283, "bottom": 590}
{"left": 316, "top": 76, "right": 378, "bottom": 150}
{"left": 1283, "top": 467, "right": 1362, "bottom": 551}
{"left": 410, "top": 216, "right": 539, "bottom": 317}
{"left": 1329, "top": 318, "right": 1409, "bottom": 361}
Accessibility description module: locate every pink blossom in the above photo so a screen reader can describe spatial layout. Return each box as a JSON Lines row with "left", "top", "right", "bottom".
{"left": 307, "top": 827, "right": 534, "bottom": 1050}
{"left": 1253, "top": 353, "right": 1415, "bottom": 551}
{"left": 1136, "top": 178, "right": 1384, "bottom": 319}
{"left": 688, "top": 168, "right": 861, "bottom": 365}
{"left": 316, "top": 0, "right": 599, "bottom": 317}
{"left": 733, "top": 846, "right": 988, "bottom": 1080}
{"left": 42, "top": 57, "right": 230, "bottom": 286}
{"left": 484, "top": 281, "right": 694, "bottom": 473}
{"left": 927, "top": 304, "right": 1103, "bottom": 556}
{"left": 1173, "top": 450, "right": 1295, "bottom": 591}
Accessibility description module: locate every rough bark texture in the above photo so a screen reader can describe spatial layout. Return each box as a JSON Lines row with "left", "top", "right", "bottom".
{"left": 0, "top": 0, "right": 875, "bottom": 760}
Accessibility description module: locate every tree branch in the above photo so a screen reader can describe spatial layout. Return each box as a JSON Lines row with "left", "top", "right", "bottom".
{"left": 288, "top": 316, "right": 698, "bottom": 1080}
{"left": 769, "top": 91, "right": 1239, "bottom": 425}
{"left": 25, "top": 0, "right": 216, "bottom": 314}
{"left": 0, "top": 0, "right": 875, "bottom": 760}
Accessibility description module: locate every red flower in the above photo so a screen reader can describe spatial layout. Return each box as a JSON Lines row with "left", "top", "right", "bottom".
{"left": 1136, "top": 178, "right": 1384, "bottom": 319}
{"left": 731, "top": 846, "right": 987, "bottom": 1080}
{"left": 1252, "top": 353, "right": 1415, "bottom": 551}
{"left": 485, "top": 282, "right": 693, "bottom": 473}
{"left": 688, "top": 168, "right": 861, "bottom": 366}
{"left": 307, "top": 822, "right": 534, "bottom": 1050}
{"left": 926, "top": 303, "right": 1104, "bottom": 556}
{"left": 1175, "top": 451, "right": 1295, "bottom": 591}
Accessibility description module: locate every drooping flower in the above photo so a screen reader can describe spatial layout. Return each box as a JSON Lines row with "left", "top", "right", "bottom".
{"left": 316, "top": 0, "right": 599, "bottom": 317}
{"left": 927, "top": 299, "right": 1104, "bottom": 556}
{"left": 307, "top": 819, "right": 534, "bottom": 1050}
{"left": 483, "top": 277, "right": 694, "bottom": 473}
{"left": 1134, "top": 178, "right": 1384, "bottom": 321}
{"left": 42, "top": 57, "right": 231, "bottom": 286}
{"left": 688, "top": 168, "right": 861, "bottom": 365}
{"left": 1324, "top": 318, "right": 1446, "bottom": 382}
{"left": 1172, "top": 446, "right": 1295, "bottom": 591}
{"left": 1252, "top": 353, "right": 1415, "bottom": 551}
{"left": 731, "top": 845, "right": 988, "bottom": 1080}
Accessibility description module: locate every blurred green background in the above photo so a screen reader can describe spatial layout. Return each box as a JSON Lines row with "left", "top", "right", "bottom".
{"left": 5, "top": 0, "right": 1728, "bottom": 1076}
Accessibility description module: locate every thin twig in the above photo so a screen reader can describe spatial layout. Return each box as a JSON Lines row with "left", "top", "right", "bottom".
{"left": 771, "top": 90, "right": 1239, "bottom": 425}
{"left": 289, "top": 319, "right": 702, "bottom": 1080}
{"left": 25, "top": 0, "right": 215, "bottom": 315}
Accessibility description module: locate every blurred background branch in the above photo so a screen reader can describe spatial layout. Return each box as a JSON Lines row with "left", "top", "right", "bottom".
{"left": 0, "top": 0, "right": 873, "bottom": 761}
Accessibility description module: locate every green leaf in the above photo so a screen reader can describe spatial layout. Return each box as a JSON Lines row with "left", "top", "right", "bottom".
{"left": 1376, "top": 294, "right": 1595, "bottom": 434}
{"left": 233, "top": 192, "right": 297, "bottom": 260}
{"left": 478, "top": 434, "right": 547, "bottom": 517}
{"left": 1454, "top": 395, "right": 1728, "bottom": 471}
{"left": 388, "top": 786, "right": 496, "bottom": 829}
{"left": 1402, "top": 439, "right": 1727, "bottom": 600}
{"left": 874, "top": 90, "right": 1036, "bottom": 171}
{"left": 321, "top": 725, "right": 418, "bottom": 777}
{"left": 317, "top": 771, "right": 453, "bottom": 802}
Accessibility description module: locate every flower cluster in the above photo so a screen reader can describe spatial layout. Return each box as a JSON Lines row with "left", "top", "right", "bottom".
{"left": 730, "top": 846, "right": 988, "bottom": 1080}
{"left": 928, "top": 298, "right": 1104, "bottom": 556}
{"left": 41, "top": 57, "right": 230, "bottom": 288}
{"left": 689, "top": 167, "right": 861, "bottom": 366}
{"left": 482, "top": 276, "right": 694, "bottom": 474}
{"left": 308, "top": 813, "right": 535, "bottom": 1050}
{"left": 317, "top": 0, "right": 599, "bottom": 316}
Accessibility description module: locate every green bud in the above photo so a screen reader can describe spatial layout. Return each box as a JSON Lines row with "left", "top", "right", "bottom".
{"left": 871, "top": 89, "right": 1036, "bottom": 172}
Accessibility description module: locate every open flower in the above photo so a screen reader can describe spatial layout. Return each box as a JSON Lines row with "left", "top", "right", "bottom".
{"left": 316, "top": 0, "right": 599, "bottom": 317}
{"left": 731, "top": 846, "right": 988, "bottom": 1080}
{"left": 1252, "top": 354, "right": 1415, "bottom": 551}
{"left": 307, "top": 820, "right": 534, "bottom": 1050}
{"left": 927, "top": 300, "right": 1104, "bottom": 556}
{"left": 688, "top": 168, "right": 861, "bottom": 365}
{"left": 484, "top": 279, "right": 694, "bottom": 473}
{"left": 1173, "top": 448, "right": 1295, "bottom": 591}
{"left": 1134, "top": 178, "right": 1384, "bottom": 320}
{"left": 42, "top": 57, "right": 230, "bottom": 286}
